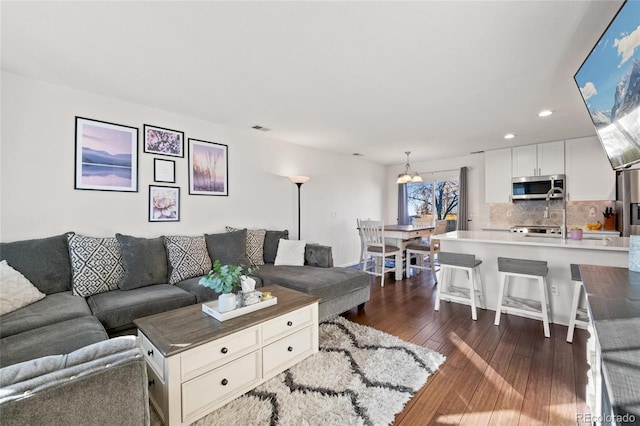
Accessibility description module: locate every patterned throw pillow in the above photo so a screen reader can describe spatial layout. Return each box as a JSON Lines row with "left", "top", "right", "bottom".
{"left": 164, "top": 235, "right": 212, "bottom": 285}
{"left": 225, "top": 226, "right": 266, "bottom": 266}
{"left": 68, "top": 234, "right": 126, "bottom": 297}
{"left": 0, "top": 260, "right": 46, "bottom": 315}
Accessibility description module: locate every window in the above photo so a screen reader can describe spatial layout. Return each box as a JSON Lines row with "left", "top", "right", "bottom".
{"left": 407, "top": 178, "right": 459, "bottom": 228}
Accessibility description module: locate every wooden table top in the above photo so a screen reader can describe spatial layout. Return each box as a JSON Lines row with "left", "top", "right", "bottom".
{"left": 134, "top": 285, "right": 320, "bottom": 357}
{"left": 383, "top": 224, "right": 434, "bottom": 232}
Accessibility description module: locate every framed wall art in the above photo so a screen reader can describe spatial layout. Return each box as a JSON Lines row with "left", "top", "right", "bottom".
{"left": 188, "top": 138, "right": 228, "bottom": 196}
{"left": 154, "top": 158, "right": 176, "bottom": 183}
{"left": 75, "top": 117, "right": 138, "bottom": 192}
{"left": 143, "top": 124, "right": 184, "bottom": 157}
{"left": 149, "top": 185, "right": 180, "bottom": 222}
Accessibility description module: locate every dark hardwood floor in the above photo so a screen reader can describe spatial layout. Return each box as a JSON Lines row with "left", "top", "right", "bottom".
{"left": 342, "top": 269, "right": 590, "bottom": 425}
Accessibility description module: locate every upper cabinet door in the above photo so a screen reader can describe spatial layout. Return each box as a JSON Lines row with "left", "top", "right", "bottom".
{"left": 565, "top": 136, "right": 615, "bottom": 201}
{"left": 512, "top": 145, "right": 537, "bottom": 177}
{"left": 485, "top": 148, "right": 512, "bottom": 203}
{"left": 538, "top": 141, "right": 565, "bottom": 176}
{"left": 512, "top": 141, "right": 565, "bottom": 177}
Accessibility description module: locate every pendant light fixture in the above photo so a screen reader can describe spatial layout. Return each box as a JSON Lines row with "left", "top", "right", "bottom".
{"left": 396, "top": 151, "right": 423, "bottom": 184}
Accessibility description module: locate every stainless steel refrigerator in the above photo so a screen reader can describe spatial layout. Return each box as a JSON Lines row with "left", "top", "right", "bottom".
{"left": 616, "top": 169, "right": 640, "bottom": 236}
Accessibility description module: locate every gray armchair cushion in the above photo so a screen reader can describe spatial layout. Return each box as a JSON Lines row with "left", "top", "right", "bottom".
{"left": 87, "top": 284, "right": 195, "bottom": 333}
{"left": 205, "top": 229, "right": 250, "bottom": 266}
{"left": 0, "top": 291, "right": 92, "bottom": 339}
{"left": 263, "top": 230, "right": 289, "bottom": 263}
{"left": 0, "top": 316, "right": 108, "bottom": 368}
{"left": 305, "top": 243, "right": 334, "bottom": 268}
{"left": 0, "top": 233, "right": 73, "bottom": 294}
{"left": 0, "top": 336, "right": 149, "bottom": 426}
{"left": 116, "top": 234, "right": 168, "bottom": 290}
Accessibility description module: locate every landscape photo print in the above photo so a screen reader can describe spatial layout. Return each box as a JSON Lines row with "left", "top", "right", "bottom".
{"left": 74, "top": 117, "right": 138, "bottom": 192}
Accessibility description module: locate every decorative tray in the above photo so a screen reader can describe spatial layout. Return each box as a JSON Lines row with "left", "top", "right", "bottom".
{"left": 202, "top": 296, "right": 278, "bottom": 322}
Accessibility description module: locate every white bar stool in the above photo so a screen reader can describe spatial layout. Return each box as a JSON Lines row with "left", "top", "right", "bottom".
{"left": 434, "top": 252, "right": 486, "bottom": 320}
{"left": 566, "top": 264, "right": 589, "bottom": 343}
{"left": 494, "top": 257, "right": 551, "bottom": 338}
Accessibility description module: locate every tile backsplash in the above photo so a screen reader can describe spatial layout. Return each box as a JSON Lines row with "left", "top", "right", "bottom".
{"left": 489, "top": 200, "right": 616, "bottom": 229}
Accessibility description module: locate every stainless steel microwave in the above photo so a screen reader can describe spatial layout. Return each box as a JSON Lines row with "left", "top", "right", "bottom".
{"left": 511, "top": 174, "right": 565, "bottom": 200}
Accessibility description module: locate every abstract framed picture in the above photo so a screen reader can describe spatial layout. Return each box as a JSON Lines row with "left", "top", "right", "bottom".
{"left": 188, "top": 138, "right": 228, "bottom": 196}
{"left": 154, "top": 158, "right": 176, "bottom": 183}
{"left": 74, "top": 117, "right": 138, "bottom": 192}
{"left": 143, "top": 124, "right": 184, "bottom": 157}
{"left": 149, "top": 185, "right": 180, "bottom": 222}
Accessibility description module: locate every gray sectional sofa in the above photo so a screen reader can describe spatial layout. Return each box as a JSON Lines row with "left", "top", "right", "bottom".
{"left": 0, "top": 228, "right": 370, "bottom": 369}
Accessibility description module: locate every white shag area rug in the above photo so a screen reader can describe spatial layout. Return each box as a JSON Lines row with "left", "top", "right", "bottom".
{"left": 151, "top": 316, "right": 445, "bottom": 426}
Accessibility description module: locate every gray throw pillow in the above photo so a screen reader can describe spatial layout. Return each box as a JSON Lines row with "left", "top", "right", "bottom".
{"left": 116, "top": 234, "right": 168, "bottom": 290}
{"left": 0, "top": 233, "right": 74, "bottom": 295}
{"left": 263, "top": 230, "right": 289, "bottom": 264}
{"left": 205, "top": 229, "right": 250, "bottom": 267}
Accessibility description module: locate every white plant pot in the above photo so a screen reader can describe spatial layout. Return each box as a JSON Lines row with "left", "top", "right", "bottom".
{"left": 218, "top": 293, "right": 237, "bottom": 312}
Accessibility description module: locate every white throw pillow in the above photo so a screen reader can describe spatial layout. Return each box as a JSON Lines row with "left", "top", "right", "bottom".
{"left": 274, "top": 239, "right": 306, "bottom": 266}
{"left": 0, "top": 260, "right": 46, "bottom": 315}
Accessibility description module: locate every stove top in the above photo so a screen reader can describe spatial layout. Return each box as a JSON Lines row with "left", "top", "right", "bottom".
{"left": 510, "top": 225, "right": 562, "bottom": 234}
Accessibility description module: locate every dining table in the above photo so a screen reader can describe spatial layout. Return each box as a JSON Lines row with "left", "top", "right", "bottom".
{"left": 383, "top": 224, "right": 434, "bottom": 280}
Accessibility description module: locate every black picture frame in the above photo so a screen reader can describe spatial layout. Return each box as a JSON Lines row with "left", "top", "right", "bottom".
{"left": 74, "top": 116, "right": 138, "bottom": 192}
{"left": 143, "top": 124, "right": 184, "bottom": 158}
{"left": 153, "top": 158, "right": 176, "bottom": 183}
{"left": 149, "top": 185, "right": 180, "bottom": 222}
{"left": 188, "top": 138, "right": 229, "bottom": 196}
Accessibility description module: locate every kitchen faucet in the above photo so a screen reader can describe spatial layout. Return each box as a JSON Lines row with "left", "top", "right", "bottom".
{"left": 545, "top": 187, "right": 566, "bottom": 240}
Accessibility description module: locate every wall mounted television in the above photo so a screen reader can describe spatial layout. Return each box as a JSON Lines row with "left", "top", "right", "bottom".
{"left": 574, "top": 0, "right": 640, "bottom": 170}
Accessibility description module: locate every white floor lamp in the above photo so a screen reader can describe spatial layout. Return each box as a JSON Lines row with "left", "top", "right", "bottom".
{"left": 288, "top": 175, "right": 310, "bottom": 240}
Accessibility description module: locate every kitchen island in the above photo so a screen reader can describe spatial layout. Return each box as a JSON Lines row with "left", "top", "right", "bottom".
{"left": 579, "top": 265, "right": 640, "bottom": 424}
{"left": 437, "top": 231, "right": 629, "bottom": 325}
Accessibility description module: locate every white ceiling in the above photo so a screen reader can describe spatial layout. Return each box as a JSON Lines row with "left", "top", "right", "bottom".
{"left": 1, "top": 1, "right": 623, "bottom": 165}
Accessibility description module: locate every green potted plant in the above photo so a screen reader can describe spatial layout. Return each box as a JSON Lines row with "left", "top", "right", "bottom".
{"left": 199, "top": 260, "right": 255, "bottom": 312}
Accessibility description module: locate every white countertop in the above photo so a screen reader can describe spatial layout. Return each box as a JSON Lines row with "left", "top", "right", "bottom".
{"left": 438, "top": 230, "right": 629, "bottom": 252}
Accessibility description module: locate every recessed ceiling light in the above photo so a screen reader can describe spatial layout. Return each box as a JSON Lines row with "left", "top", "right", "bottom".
{"left": 538, "top": 110, "right": 553, "bottom": 117}
{"left": 504, "top": 133, "right": 516, "bottom": 140}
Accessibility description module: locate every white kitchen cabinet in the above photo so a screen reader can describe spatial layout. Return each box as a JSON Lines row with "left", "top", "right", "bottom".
{"left": 565, "top": 136, "right": 615, "bottom": 201}
{"left": 485, "top": 148, "right": 512, "bottom": 203}
{"left": 512, "top": 141, "right": 565, "bottom": 177}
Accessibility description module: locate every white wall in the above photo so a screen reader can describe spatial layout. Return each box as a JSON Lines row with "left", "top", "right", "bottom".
{"left": 385, "top": 153, "right": 489, "bottom": 229}
{"left": 0, "top": 72, "right": 386, "bottom": 266}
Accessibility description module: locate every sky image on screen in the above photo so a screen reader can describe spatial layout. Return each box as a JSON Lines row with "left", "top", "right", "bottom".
{"left": 574, "top": 0, "right": 640, "bottom": 169}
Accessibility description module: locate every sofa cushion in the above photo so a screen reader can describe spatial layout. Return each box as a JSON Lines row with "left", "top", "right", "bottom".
{"left": 68, "top": 234, "right": 126, "bottom": 297}
{"left": 0, "top": 260, "right": 46, "bottom": 315}
{"left": 226, "top": 226, "right": 266, "bottom": 266}
{"left": 205, "top": 229, "right": 250, "bottom": 266}
{"left": 263, "top": 230, "right": 289, "bottom": 263}
{"left": 253, "top": 265, "right": 370, "bottom": 301}
{"left": 0, "top": 233, "right": 73, "bottom": 294}
{"left": 0, "top": 316, "right": 108, "bottom": 368}
{"left": 305, "top": 243, "right": 334, "bottom": 267}
{"left": 87, "top": 284, "right": 195, "bottom": 333}
{"left": 116, "top": 234, "right": 168, "bottom": 290}
{"left": 175, "top": 276, "right": 220, "bottom": 303}
{"left": 164, "top": 235, "right": 212, "bottom": 285}
{"left": 274, "top": 239, "right": 306, "bottom": 266}
{"left": 0, "top": 291, "right": 93, "bottom": 339}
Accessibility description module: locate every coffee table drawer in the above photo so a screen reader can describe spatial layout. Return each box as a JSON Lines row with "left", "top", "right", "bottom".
{"left": 263, "top": 326, "right": 314, "bottom": 378}
{"left": 140, "top": 332, "right": 165, "bottom": 379}
{"left": 262, "top": 305, "right": 313, "bottom": 343}
{"left": 182, "top": 350, "right": 261, "bottom": 422}
{"left": 181, "top": 325, "right": 260, "bottom": 381}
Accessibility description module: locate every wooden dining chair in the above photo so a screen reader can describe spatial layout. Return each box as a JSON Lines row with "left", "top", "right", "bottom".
{"left": 358, "top": 220, "right": 402, "bottom": 287}
{"left": 405, "top": 220, "right": 447, "bottom": 282}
